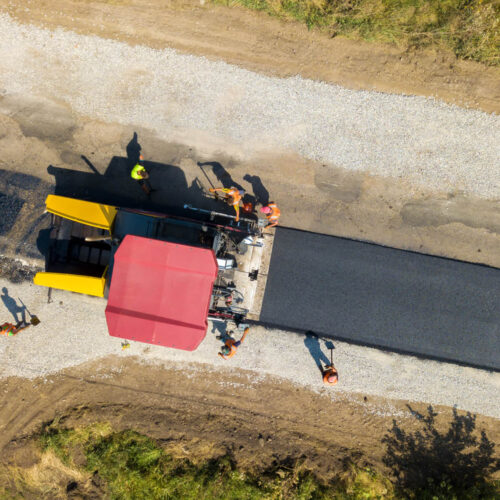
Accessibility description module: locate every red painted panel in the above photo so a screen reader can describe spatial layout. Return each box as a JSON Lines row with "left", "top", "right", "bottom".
{"left": 105, "top": 235, "right": 217, "bottom": 351}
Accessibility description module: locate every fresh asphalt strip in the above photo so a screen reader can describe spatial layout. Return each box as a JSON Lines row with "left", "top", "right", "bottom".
{"left": 260, "top": 228, "right": 500, "bottom": 371}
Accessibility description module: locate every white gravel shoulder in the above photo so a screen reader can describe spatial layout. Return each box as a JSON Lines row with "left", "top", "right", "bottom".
{"left": 1, "top": 278, "right": 499, "bottom": 419}
{"left": 0, "top": 13, "right": 499, "bottom": 198}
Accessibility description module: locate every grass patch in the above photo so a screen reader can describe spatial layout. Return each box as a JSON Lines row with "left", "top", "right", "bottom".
{"left": 0, "top": 419, "right": 498, "bottom": 499}
{"left": 211, "top": 0, "right": 500, "bottom": 65}
{"left": 26, "top": 422, "right": 393, "bottom": 499}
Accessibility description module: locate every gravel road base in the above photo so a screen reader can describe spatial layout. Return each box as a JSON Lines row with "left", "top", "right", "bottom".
{"left": 1, "top": 277, "right": 499, "bottom": 419}
{"left": 0, "top": 14, "right": 498, "bottom": 421}
{"left": 0, "top": 13, "right": 499, "bottom": 198}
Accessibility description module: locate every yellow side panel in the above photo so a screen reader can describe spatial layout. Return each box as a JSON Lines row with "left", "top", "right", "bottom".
{"left": 34, "top": 272, "right": 106, "bottom": 297}
{"left": 45, "top": 195, "right": 117, "bottom": 230}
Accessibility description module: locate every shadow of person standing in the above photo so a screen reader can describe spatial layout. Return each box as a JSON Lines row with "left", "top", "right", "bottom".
{"left": 304, "top": 331, "right": 332, "bottom": 373}
{"left": 243, "top": 174, "right": 269, "bottom": 206}
{"left": 1, "top": 287, "right": 26, "bottom": 323}
{"left": 126, "top": 132, "right": 142, "bottom": 169}
{"left": 198, "top": 161, "right": 244, "bottom": 191}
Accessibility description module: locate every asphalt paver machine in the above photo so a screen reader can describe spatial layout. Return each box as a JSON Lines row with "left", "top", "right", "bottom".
{"left": 34, "top": 195, "right": 274, "bottom": 350}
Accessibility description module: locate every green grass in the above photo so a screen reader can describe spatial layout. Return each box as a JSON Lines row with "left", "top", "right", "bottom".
{"left": 1, "top": 421, "right": 498, "bottom": 499}
{"left": 211, "top": 0, "right": 500, "bottom": 65}
{"left": 35, "top": 423, "right": 392, "bottom": 499}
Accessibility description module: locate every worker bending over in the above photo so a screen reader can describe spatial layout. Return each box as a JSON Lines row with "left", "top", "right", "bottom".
{"left": 210, "top": 187, "right": 244, "bottom": 221}
{"left": 130, "top": 154, "right": 153, "bottom": 196}
{"left": 260, "top": 201, "right": 280, "bottom": 231}
{"left": 218, "top": 327, "right": 250, "bottom": 360}
{"left": 1, "top": 320, "right": 30, "bottom": 337}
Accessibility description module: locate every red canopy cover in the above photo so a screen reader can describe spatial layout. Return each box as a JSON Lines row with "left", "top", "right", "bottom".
{"left": 105, "top": 235, "right": 218, "bottom": 351}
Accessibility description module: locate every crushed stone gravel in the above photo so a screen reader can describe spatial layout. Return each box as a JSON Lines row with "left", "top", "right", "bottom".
{"left": 1, "top": 279, "right": 499, "bottom": 419}
{"left": 0, "top": 14, "right": 499, "bottom": 419}
{"left": 0, "top": 13, "right": 499, "bottom": 198}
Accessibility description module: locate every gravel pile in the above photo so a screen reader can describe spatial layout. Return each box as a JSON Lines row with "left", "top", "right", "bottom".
{"left": 0, "top": 13, "right": 499, "bottom": 198}
{"left": 1, "top": 279, "right": 499, "bottom": 419}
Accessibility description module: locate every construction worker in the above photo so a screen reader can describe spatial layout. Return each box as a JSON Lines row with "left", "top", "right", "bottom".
{"left": 260, "top": 201, "right": 280, "bottom": 231}
{"left": 0, "top": 320, "right": 30, "bottom": 337}
{"left": 218, "top": 327, "right": 250, "bottom": 360}
{"left": 209, "top": 187, "right": 244, "bottom": 221}
{"left": 322, "top": 347, "right": 338, "bottom": 386}
{"left": 322, "top": 364, "right": 338, "bottom": 386}
{"left": 130, "top": 155, "right": 153, "bottom": 196}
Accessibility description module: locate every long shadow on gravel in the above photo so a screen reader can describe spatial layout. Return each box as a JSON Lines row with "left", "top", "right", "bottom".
{"left": 49, "top": 156, "right": 226, "bottom": 215}
{"left": 0, "top": 153, "right": 238, "bottom": 279}
{"left": 197, "top": 161, "right": 257, "bottom": 207}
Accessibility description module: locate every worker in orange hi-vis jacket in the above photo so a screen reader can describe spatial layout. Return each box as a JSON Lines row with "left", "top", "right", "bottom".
{"left": 209, "top": 187, "right": 244, "bottom": 221}
{"left": 322, "top": 348, "right": 338, "bottom": 386}
{"left": 0, "top": 320, "right": 30, "bottom": 337}
{"left": 322, "top": 364, "right": 338, "bottom": 386}
{"left": 260, "top": 201, "right": 280, "bottom": 231}
{"left": 218, "top": 327, "right": 250, "bottom": 360}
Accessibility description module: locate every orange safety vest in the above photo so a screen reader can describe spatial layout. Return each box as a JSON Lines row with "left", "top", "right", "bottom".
{"left": 219, "top": 339, "right": 238, "bottom": 359}
{"left": 0, "top": 323, "right": 16, "bottom": 337}
{"left": 267, "top": 202, "right": 280, "bottom": 222}
{"left": 223, "top": 188, "right": 242, "bottom": 206}
{"left": 218, "top": 328, "right": 249, "bottom": 360}
{"left": 323, "top": 366, "right": 338, "bottom": 386}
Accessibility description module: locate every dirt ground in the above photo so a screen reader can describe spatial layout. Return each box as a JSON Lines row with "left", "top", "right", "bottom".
{"left": 1, "top": 358, "right": 499, "bottom": 483}
{"left": 0, "top": 1, "right": 499, "bottom": 488}
{"left": 1, "top": 103, "right": 500, "bottom": 270}
{"left": 1, "top": 0, "right": 500, "bottom": 268}
{"left": 3, "top": 0, "right": 500, "bottom": 114}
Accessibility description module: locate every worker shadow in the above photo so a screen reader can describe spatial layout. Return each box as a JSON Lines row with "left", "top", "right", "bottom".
{"left": 46, "top": 133, "right": 230, "bottom": 215}
{"left": 47, "top": 156, "right": 217, "bottom": 215}
{"left": 304, "top": 331, "right": 333, "bottom": 373}
{"left": 198, "top": 161, "right": 244, "bottom": 191}
{"left": 211, "top": 320, "right": 227, "bottom": 338}
{"left": 243, "top": 174, "right": 269, "bottom": 206}
{"left": 198, "top": 161, "right": 257, "bottom": 207}
{"left": 1, "top": 287, "right": 26, "bottom": 323}
{"left": 126, "top": 132, "right": 142, "bottom": 169}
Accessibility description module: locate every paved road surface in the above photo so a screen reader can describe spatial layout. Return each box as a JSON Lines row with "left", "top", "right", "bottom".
{"left": 260, "top": 228, "right": 500, "bottom": 370}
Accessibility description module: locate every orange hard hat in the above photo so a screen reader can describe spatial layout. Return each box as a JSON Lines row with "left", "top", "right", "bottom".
{"left": 242, "top": 202, "right": 253, "bottom": 213}
{"left": 327, "top": 374, "right": 338, "bottom": 384}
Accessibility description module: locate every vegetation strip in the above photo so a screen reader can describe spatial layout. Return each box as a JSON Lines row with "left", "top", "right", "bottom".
{"left": 211, "top": 0, "right": 500, "bottom": 65}
{"left": 1, "top": 407, "right": 499, "bottom": 499}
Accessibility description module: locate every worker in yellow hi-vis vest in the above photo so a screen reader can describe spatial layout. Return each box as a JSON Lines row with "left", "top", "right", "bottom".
{"left": 130, "top": 155, "right": 153, "bottom": 196}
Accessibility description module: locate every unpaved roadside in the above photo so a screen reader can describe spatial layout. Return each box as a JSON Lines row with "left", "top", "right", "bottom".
{"left": 1, "top": 99, "right": 500, "bottom": 269}
{"left": 2, "top": 0, "right": 500, "bottom": 114}
{"left": 0, "top": 2, "right": 498, "bottom": 486}
{"left": 1, "top": 278, "right": 499, "bottom": 419}
{"left": 2, "top": 357, "right": 500, "bottom": 483}
{"left": 1, "top": 10, "right": 499, "bottom": 268}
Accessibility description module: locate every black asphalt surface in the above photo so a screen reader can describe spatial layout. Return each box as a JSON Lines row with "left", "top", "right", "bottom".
{"left": 260, "top": 228, "right": 500, "bottom": 370}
